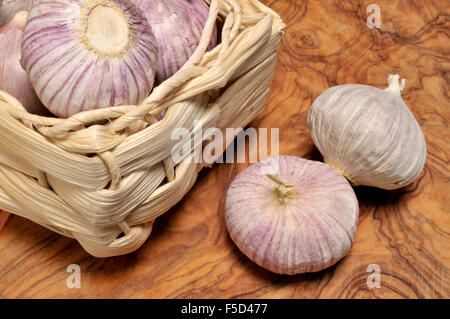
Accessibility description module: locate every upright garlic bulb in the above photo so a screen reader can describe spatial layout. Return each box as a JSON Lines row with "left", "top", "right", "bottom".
{"left": 225, "top": 156, "right": 359, "bottom": 275}
{"left": 0, "top": 11, "right": 47, "bottom": 115}
{"left": 21, "top": 0, "right": 158, "bottom": 118}
{"left": 307, "top": 75, "right": 427, "bottom": 190}
{"left": 0, "top": 0, "right": 39, "bottom": 26}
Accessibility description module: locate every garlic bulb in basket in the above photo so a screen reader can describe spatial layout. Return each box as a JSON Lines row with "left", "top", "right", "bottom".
{"left": 21, "top": 0, "right": 158, "bottom": 118}
{"left": 225, "top": 156, "right": 359, "bottom": 275}
{"left": 131, "top": 0, "right": 217, "bottom": 83}
{"left": 0, "top": 0, "right": 39, "bottom": 26}
{"left": 307, "top": 74, "right": 427, "bottom": 190}
{"left": 0, "top": 11, "right": 47, "bottom": 115}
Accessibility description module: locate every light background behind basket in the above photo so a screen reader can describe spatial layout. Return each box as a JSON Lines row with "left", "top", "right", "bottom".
{"left": 0, "top": 0, "right": 284, "bottom": 257}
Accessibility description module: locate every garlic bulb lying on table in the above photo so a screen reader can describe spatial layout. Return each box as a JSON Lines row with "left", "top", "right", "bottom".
{"left": 225, "top": 156, "right": 359, "bottom": 275}
{"left": 131, "top": 0, "right": 217, "bottom": 83}
{"left": 21, "top": 0, "right": 158, "bottom": 118}
{"left": 0, "top": 11, "right": 47, "bottom": 115}
{"left": 307, "top": 74, "right": 427, "bottom": 190}
{"left": 0, "top": 0, "right": 39, "bottom": 26}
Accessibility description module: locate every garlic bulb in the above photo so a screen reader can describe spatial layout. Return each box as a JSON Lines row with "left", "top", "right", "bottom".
{"left": 0, "top": 0, "right": 39, "bottom": 26}
{"left": 0, "top": 11, "right": 47, "bottom": 115}
{"left": 307, "top": 75, "right": 427, "bottom": 190}
{"left": 225, "top": 156, "right": 359, "bottom": 275}
{"left": 131, "top": 0, "right": 217, "bottom": 83}
{"left": 21, "top": 0, "right": 158, "bottom": 118}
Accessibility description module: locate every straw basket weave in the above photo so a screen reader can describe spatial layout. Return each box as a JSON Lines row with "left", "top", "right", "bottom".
{"left": 0, "top": 0, "right": 284, "bottom": 257}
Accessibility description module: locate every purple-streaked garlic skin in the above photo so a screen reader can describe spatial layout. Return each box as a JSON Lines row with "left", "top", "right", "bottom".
{"left": 225, "top": 156, "right": 359, "bottom": 275}
{"left": 0, "top": 0, "right": 39, "bottom": 26}
{"left": 21, "top": 0, "right": 158, "bottom": 118}
{"left": 0, "top": 11, "right": 47, "bottom": 115}
{"left": 131, "top": 0, "right": 217, "bottom": 84}
{"left": 307, "top": 74, "right": 427, "bottom": 190}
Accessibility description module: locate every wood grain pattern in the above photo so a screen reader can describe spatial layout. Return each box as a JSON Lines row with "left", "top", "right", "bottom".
{"left": 0, "top": 211, "right": 8, "bottom": 232}
{"left": 0, "top": 0, "right": 448, "bottom": 298}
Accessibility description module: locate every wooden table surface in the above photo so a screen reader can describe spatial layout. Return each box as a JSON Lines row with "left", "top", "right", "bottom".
{"left": 0, "top": 0, "right": 448, "bottom": 298}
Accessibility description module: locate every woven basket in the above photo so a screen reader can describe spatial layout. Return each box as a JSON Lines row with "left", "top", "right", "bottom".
{"left": 0, "top": 0, "right": 284, "bottom": 257}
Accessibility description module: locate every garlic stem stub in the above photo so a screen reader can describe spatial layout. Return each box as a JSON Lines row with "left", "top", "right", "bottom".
{"left": 21, "top": 0, "right": 158, "bottom": 118}
{"left": 131, "top": 0, "right": 218, "bottom": 84}
{"left": 0, "top": 10, "right": 47, "bottom": 115}
{"left": 307, "top": 74, "right": 427, "bottom": 190}
{"left": 225, "top": 156, "right": 359, "bottom": 275}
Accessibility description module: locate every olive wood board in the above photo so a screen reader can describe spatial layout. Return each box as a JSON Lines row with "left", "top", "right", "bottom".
{"left": 0, "top": 0, "right": 448, "bottom": 298}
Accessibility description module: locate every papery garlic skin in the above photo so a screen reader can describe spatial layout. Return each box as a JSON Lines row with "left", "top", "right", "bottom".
{"left": 0, "top": 11, "right": 47, "bottom": 115}
{"left": 307, "top": 75, "right": 427, "bottom": 190}
{"left": 0, "top": 0, "right": 39, "bottom": 26}
{"left": 131, "top": 0, "right": 217, "bottom": 83}
{"left": 21, "top": 0, "right": 158, "bottom": 118}
{"left": 225, "top": 156, "right": 359, "bottom": 275}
